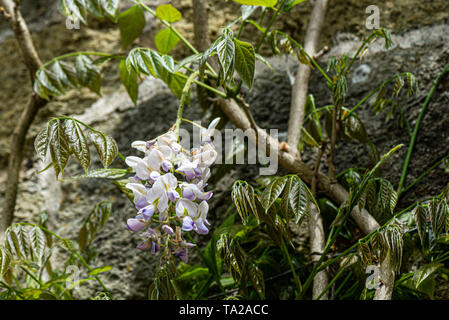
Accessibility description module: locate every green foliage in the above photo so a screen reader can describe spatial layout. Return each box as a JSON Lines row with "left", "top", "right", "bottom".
{"left": 126, "top": 48, "right": 187, "bottom": 99}
{"left": 0, "top": 219, "right": 111, "bottom": 300}
{"left": 284, "top": 0, "right": 307, "bottom": 11}
{"left": 58, "top": 0, "right": 120, "bottom": 23}
{"left": 34, "top": 117, "right": 119, "bottom": 178}
{"left": 155, "top": 4, "right": 182, "bottom": 23}
{"left": 118, "top": 5, "right": 146, "bottom": 50}
{"left": 154, "top": 29, "right": 180, "bottom": 54}
{"left": 78, "top": 201, "right": 112, "bottom": 252}
{"left": 148, "top": 257, "right": 182, "bottom": 300}
{"left": 232, "top": 0, "right": 278, "bottom": 7}
{"left": 34, "top": 55, "right": 103, "bottom": 99}
{"left": 233, "top": 39, "right": 256, "bottom": 89}
{"left": 119, "top": 59, "right": 138, "bottom": 105}
{"left": 232, "top": 180, "right": 258, "bottom": 224}
{"left": 414, "top": 196, "right": 449, "bottom": 250}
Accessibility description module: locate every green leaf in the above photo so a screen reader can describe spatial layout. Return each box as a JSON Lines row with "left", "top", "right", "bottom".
{"left": 176, "top": 266, "right": 209, "bottom": 281}
{"left": 155, "top": 4, "right": 182, "bottom": 23}
{"left": 89, "top": 131, "right": 118, "bottom": 168}
{"left": 51, "top": 60, "right": 79, "bottom": 89}
{"left": 118, "top": 5, "right": 146, "bottom": 49}
{"left": 282, "top": 175, "right": 315, "bottom": 223}
{"left": 246, "top": 19, "right": 267, "bottom": 34}
{"left": 241, "top": 5, "right": 258, "bottom": 21}
{"left": 34, "top": 69, "right": 63, "bottom": 99}
{"left": 285, "top": 0, "right": 307, "bottom": 11}
{"left": 0, "top": 247, "right": 11, "bottom": 279}
{"left": 175, "top": 53, "right": 202, "bottom": 71}
{"left": 88, "top": 266, "right": 113, "bottom": 277}
{"left": 406, "top": 73, "right": 418, "bottom": 97}
{"left": 199, "top": 37, "right": 221, "bottom": 78}
{"left": 78, "top": 225, "right": 88, "bottom": 252}
{"left": 342, "top": 112, "right": 368, "bottom": 143}
{"left": 63, "top": 120, "right": 90, "bottom": 172}
{"left": 166, "top": 72, "right": 188, "bottom": 99}
{"left": 233, "top": 39, "right": 255, "bottom": 90}
{"left": 28, "top": 226, "right": 47, "bottom": 264}
{"left": 119, "top": 59, "right": 139, "bottom": 105}
{"left": 64, "top": 168, "right": 129, "bottom": 180}
{"left": 49, "top": 120, "right": 70, "bottom": 178}
{"left": 58, "top": 0, "right": 87, "bottom": 24}
{"left": 413, "top": 262, "right": 443, "bottom": 290}
{"left": 300, "top": 127, "right": 320, "bottom": 148}
{"left": 111, "top": 179, "right": 135, "bottom": 204}
{"left": 393, "top": 74, "right": 405, "bottom": 97}
{"left": 217, "top": 30, "right": 236, "bottom": 85}
{"left": 58, "top": 0, "right": 120, "bottom": 23}
{"left": 5, "top": 225, "right": 29, "bottom": 260}
{"left": 261, "top": 176, "right": 287, "bottom": 212}
{"left": 98, "top": 0, "right": 120, "bottom": 22}
{"left": 231, "top": 180, "right": 258, "bottom": 223}
{"left": 125, "top": 48, "right": 187, "bottom": 99}
{"left": 126, "top": 48, "right": 155, "bottom": 76}
{"left": 79, "top": 201, "right": 112, "bottom": 251}
{"left": 255, "top": 53, "right": 273, "bottom": 70}
{"left": 84, "top": 0, "right": 104, "bottom": 19}
{"left": 248, "top": 264, "right": 265, "bottom": 299}
{"left": 232, "top": 0, "right": 277, "bottom": 7}
{"left": 75, "top": 55, "right": 102, "bottom": 95}
{"left": 154, "top": 28, "right": 180, "bottom": 54}
{"left": 35, "top": 124, "right": 51, "bottom": 162}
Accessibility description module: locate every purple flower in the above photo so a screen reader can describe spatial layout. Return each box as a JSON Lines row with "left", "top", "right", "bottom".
{"left": 137, "top": 241, "right": 151, "bottom": 251}
{"left": 182, "top": 216, "right": 195, "bottom": 231}
{"left": 140, "top": 204, "right": 155, "bottom": 220}
{"left": 174, "top": 248, "right": 188, "bottom": 263}
{"left": 151, "top": 242, "right": 160, "bottom": 254}
{"left": 162, "top": 225, "right": 174, "bottom": 235}
{"left": 126, "top": 218, "right": 146, "bottom": 232}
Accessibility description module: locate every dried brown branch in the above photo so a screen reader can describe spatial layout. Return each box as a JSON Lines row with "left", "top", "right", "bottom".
{"left": 0, "top": 0, "right": 47, "bottom": 235}
{"left": 287, "top": 0, "right": 329, "bottom": 158}
{"left": 287, "top": 0, "right": 329, "bottom": 299}
{"left": 193, "top": 0, "right": 211, "bottom": 52}
{"left": 309, "top": 144, "right": 328, "bottom": 299}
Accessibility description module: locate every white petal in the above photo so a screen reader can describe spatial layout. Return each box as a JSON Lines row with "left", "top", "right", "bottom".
{"left": 176, "top": 199, "right": 198, "bottom": 218}
{"left": 163, "top": 173, "right": 178, "bottom": 189}
{"left": 131, "top": 141, "right": 147, "bottom": 153}
{"left": 146, "top": 149, "right": 163, "bottom": 171}
{"left": 198, "top": 201, "right": 209, "bottom": 220}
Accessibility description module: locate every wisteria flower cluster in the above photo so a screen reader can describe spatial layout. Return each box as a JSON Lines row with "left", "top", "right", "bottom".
{"left": 124, "top": 119, "right": 220, "bottom": 263}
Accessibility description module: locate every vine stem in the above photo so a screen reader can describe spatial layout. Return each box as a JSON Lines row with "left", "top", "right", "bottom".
{"left": 175, "top": 71, "right": 199, "bottom": 139}
{"left": 316, "top": 254, "right": 354, "bottom": 300}
{"left": 281, "top": 239, "right": 303, "bottom": 294}
{"left": 41, "top": 52, "right": 119, "bottom": 68}
{"left": 344, "top": 33, "right": 377, "bottom": 77}
{"left": 397, "top": 63, "right": 449, "bottom": 195}
{"left": 255, "top": 0, "right": 287, "bottom": 52}
{"left": 401, "top": 152, "right": 449, "bottom": 196}
{"left": 133, "top": 0, "right": 217, "bottom": 77}
{"left": 342, "top": 72, "right": 411, "bottom": 120}
{"left": 284, "top": 34, "right": 332, "bottom": 84}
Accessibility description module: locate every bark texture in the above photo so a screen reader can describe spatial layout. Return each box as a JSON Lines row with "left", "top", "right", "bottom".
{"left": 0, "top": 0, "right": 46, "bottom": 235}
{"left": 287, "top": 0, "right": 329, "bottom": 158}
